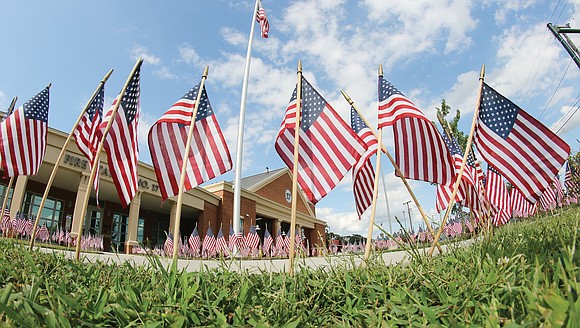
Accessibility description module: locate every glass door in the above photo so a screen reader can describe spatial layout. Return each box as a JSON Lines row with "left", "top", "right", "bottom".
{"left": 111, "top": 213, "right": 128, "bottom": 252}
{"left": 85, "top": 206, "right": 102, "bottom": 235}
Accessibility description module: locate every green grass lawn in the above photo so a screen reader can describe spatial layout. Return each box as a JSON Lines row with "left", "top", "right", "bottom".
{"left": 1, "top": 208, "right": 580, "bottom": 327}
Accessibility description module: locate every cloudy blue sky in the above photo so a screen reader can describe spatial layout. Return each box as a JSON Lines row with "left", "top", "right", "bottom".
{"left": 1, "top": 0, "right": 579, "bottom": 236}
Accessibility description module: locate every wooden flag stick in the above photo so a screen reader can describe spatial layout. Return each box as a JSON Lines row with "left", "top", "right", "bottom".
{"left": 341, "top": 90, "right": 443, "bottom": 254}
{"left": 0, "top": 97, "right": 18, "bottom": 222}
{"left": 288, "top": 60, "right": 303, "bottom": 276}
{"left": 75, "top": 59, "right": 142, "bottom": 261}
{"left": 30, "top": 70, "right": 113, "bottom": 251}
{"left": 429, "top": 64, "right": 485, "bottom": 256}
{"left": 362, "top": 65, "right": 385, "bottom": 262}
{"left": 171, "top": 66, "right": 210, "bottom": 264}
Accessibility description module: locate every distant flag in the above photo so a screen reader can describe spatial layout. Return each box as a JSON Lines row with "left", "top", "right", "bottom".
{"left": 486, "top": 166, "right": 511, "bottom": 226}
{"left": 565, "top": 161, "right": 578, "bottom": 195}
{"left": 148, "top": 83, "right": 232, "bottom": 201}
{"left": 475, "top": 82, "right": 570, "bottom": 203}
{"left": 73, "top": 82, "right": 105, "bottom": 197}
{"left": 215, "top": 226, "right": 229, "bottom": 257}
{"left": 350, "top": 107, "right": 378, "bottom": 218}
{"left": 245, "top": 224, "right": 260, "bottom": 252}
{"left": 511, "top": 187, "right": 531, "bottom": 218}
{"left": 275, "top": 76, "right": 366, "bottom": 203}
{"left": 202, "top": 226, "right": 216, "bottom": 258}
{"left": 188, "top": 226, "right": 201, "bottom": 257}
{"left": 377, "top": 77, "right": 454, "bottom": 185}
{"left": 539, "top": 185, "right": 557, "bottom": 211}
{"left": 554, "top": 175, "right": 564, "bottom": 206}
{"left": 101, "top": 62, "right": 142, "bottom": 207}
{"left": 256, "top": 0, "right": 269, "bottom": 38}
{"left": 262, "top": 227, "right": 273, "bottom": 256}
{"left": 0, "top": 86, "right": 50, "bottom": 177}
{"left": 164, "top": 232, "right": 174, "bottom": 256}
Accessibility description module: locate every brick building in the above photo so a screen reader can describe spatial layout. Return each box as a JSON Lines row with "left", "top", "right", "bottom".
{"left": 0, "top": 125, "right": 326, "bottom": 254}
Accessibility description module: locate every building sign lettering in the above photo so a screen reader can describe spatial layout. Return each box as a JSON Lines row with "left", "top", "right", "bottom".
{"left": 63, "top": 152, "right": 161, "bottom": 193}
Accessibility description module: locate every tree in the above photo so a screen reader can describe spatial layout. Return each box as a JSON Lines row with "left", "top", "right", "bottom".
{"left": 436, "top": 99, "right": 467, "bottom": 150}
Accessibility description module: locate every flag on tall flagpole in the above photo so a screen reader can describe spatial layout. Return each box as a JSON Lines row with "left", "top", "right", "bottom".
{"left": 256, "top": 0, "right": 269, "bottom": 38}
{"left": 275, "top": 76, "right": 366, "bottom": 203}
{"left": 0, "top": 86, "right": 50, "bottom": 177}
{"left": 475, "top": 82, "right": 570, "bottom": 203}
{"left": 101, "top": 63, "right": 142, "bottom": 207}
{"left": 350, "top": 107, "right": 378, "bottom": 218}
{"left": 73, "top": 82, "right": 105, "bottom": 197}
{"left": 377, "top": 77, "right": 454, "bottom": 185}
{"left": 148, "top": 83, "right": 232, "bottom": 201}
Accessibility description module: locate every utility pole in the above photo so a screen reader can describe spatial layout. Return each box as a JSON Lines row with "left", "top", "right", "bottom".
{"left": 547, "top": 23, "right": 580, "bottom": 70}
{"left": 404, "top": 200, "right": 413, "bottom": 233}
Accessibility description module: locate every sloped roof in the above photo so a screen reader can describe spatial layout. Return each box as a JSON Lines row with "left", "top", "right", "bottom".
{"left": 237, "top": 167, "right": 287, "bottom": 190}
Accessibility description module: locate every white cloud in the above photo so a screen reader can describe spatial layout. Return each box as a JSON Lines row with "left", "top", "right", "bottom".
{"left": 178, "top": 44, "right": 202, "bottom": 68}
{"left": 221, "top": 27, "right": 247, "bottom": 47}
{"left": 153, "top": 67, "right": 177, "bottom": 80}
{"left": 130, "top": 44, "right": 161, "bottom": 66}
{"left": 484, "top": 0, "right": 537, "bottom": 24}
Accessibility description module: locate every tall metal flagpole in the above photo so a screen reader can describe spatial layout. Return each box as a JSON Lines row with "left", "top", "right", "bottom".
{"left": 232, "top": 0, "right": 261, "bottom": 254}
{"left": 379, "top": 168, "right": 393, "bottom": 234}
{"left": 29, "top": 70, "right": 113, "bottom": 250}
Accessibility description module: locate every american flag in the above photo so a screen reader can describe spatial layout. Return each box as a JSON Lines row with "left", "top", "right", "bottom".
{"left": 553, "top": 175, "right": 564, "bottom": 206}
{"left": 256, "top": 0, "right": 269, "bottom": 38}
{"left": 435, "top": 131, "right": 467, "bottom": 212}
{"left": 565, "top": 161, "right": 578, "bottom": 195}
{"left": 188, "top": 227, "right": 201, "bottom": 256}
{"left": 475, "top": 83, "right": 569, "bottom": 203}
{"left": 377, "top": 77, "right": 454, "bottom": 185}
{"left": 148, "top": 83, "right": 232, "bottom": 201}
{"left": 539, "top": 185, "right": 556, "bottom": 211}
{"left": 215, "top": 227, "right": 229, "bottom": 257}
{"left": 101, "top": 63, "right": 141, "bottom": 207}
{"left": 202, "top": 226, "right": 216, "bottom": 258}
{"left": 350, "top": 107, "right": 378, "bottom": 218}
{"left": 73, "top": 82, "right": 105, "bottom": 197}
{"left": 275, "top": 76, "right": 366, "bottom": 203}
{"left": 0, "top": 86, "right": 49, "bottom": 177}
{"left": 36, "top": 224, "right": 49, "bottom": 242}
{"left": 245, "top": 224, "right": 260, "bottom": 252}
{"left": 511, "top": 187, "right": 532, "bottom": 218}
{"left": 486, "top": 166, "right": 511, "bottom": 226}
{"left": 262, "top": 227, "right": 273, "bottom": 256}
{"left": 164, "top": 232, "right": 174, "bottom": 256}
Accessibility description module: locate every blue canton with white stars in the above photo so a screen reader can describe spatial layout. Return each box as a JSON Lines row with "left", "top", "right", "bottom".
{"left": 88, "top": 85, "right": 104, "bottom": 120}
{"left": 479, "top": 83, "right": 518, "bottom": 140}
{"left": 180, "top": 83, "right": 214, "bottom": 122}
{"left": 441, "top": 130, "right": 461, "bottom": 156}
{"left": 120, "top": 67, "right": 140, "bottom": 123}
{"left": 379, "top": 76, "right": 405, "bottom": 102}
{"left": 300, "top": 77, "right": 326, "bottom": 131}
{"left": 350, "top": 107, "right": 367, "bottom": 134}
{"left": 23, "top": 87, "right": 49, "bottom": 123}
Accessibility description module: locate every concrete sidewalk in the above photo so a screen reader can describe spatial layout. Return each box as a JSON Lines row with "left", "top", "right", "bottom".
{"left": 34, "top": 239, "right": 474, "bottom": 273}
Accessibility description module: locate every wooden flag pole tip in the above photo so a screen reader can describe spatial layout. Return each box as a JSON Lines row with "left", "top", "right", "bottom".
{"left": 298, "top": 60, "right": 302, "bottom": 73}
{"left": 202, "top": 66, "right": 210, "bottom": 78}
{"left": 379, "top": 64, "right": 383, "bottom": 77}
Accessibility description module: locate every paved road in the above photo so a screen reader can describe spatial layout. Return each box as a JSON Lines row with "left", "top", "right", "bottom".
{"left": 35, "top": 239, "right": 474, "bottom": 273}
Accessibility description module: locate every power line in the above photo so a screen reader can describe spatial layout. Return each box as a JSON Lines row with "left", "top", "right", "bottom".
{"left": 539, "top": 59, "right": 573, "bottom": 119}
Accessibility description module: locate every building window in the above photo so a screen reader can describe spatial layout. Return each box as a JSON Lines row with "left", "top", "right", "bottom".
{"left": 111, "top": 213, "right": 128, "bottom": 252}
{"left": 20, "top": 192, "right": 64, "bottom": 231}
{"left": 137, "top": 217, "right": 145, "bottom": 244}
{"left": 0, "top": 184, "right": 13, "bottom": 210}
{"left": 151, "top": 220, "right": 169, "bottom": 248}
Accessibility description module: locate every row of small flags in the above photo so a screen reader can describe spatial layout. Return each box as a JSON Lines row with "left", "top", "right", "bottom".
{"left": 0, "top": 210, "right": 103, "bottom": 251}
